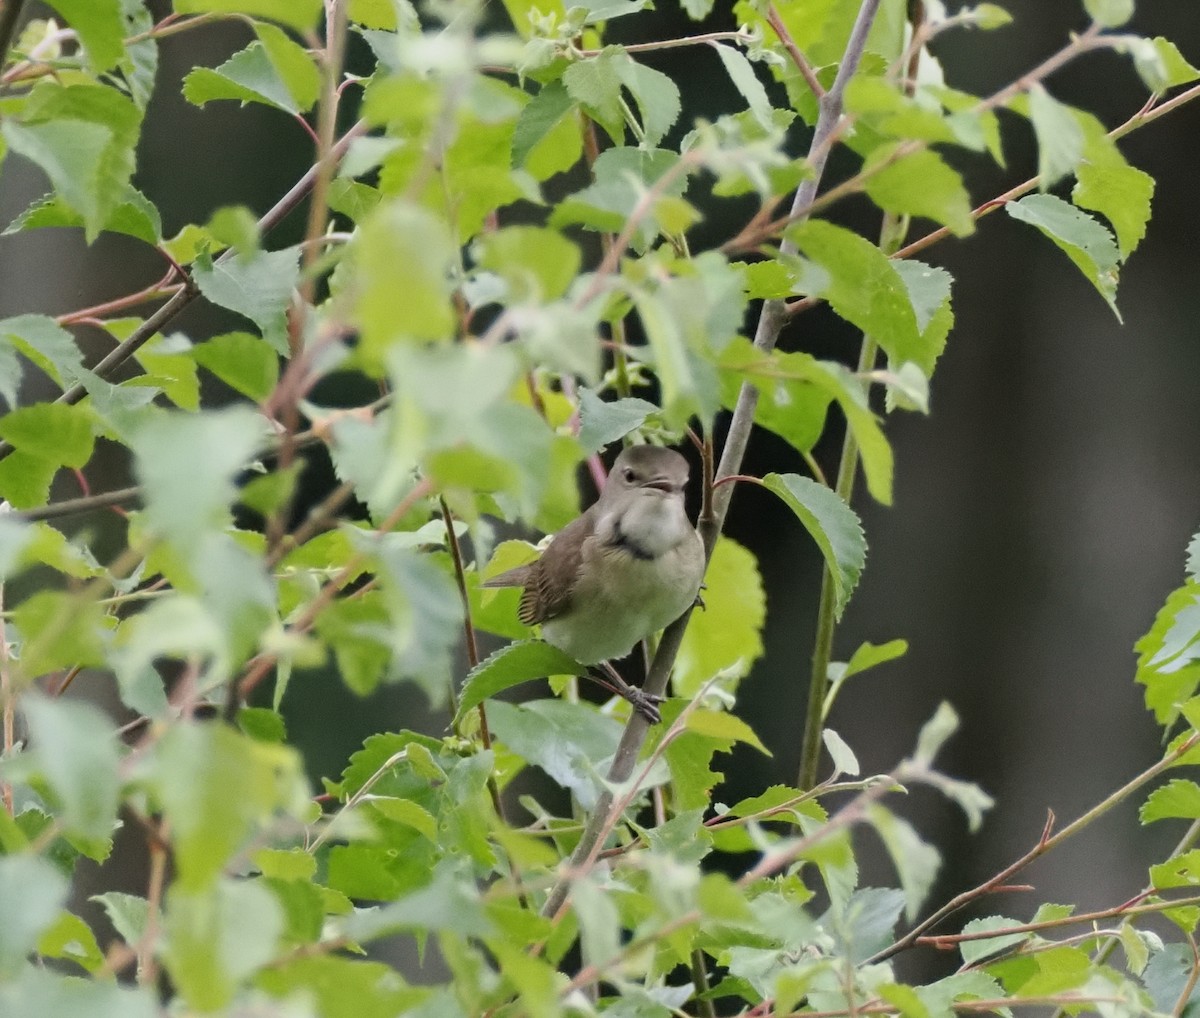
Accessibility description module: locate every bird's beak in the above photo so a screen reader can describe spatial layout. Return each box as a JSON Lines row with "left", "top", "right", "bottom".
{"left": 641, "top": 476, "right": 680, "bottom": 494}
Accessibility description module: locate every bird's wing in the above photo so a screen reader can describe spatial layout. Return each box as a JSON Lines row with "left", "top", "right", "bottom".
{"left": 515, "top": 510, "right": 592, "bottom": 625}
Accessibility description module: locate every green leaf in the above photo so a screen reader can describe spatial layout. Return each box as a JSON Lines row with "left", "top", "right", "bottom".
{"left": 712, "top": 42, "right": 773, "bottom": 130}
{"left": 4, "top": 188, "right": 162, "bottom": 245}
{"left": 1136, "top": 582, "right": 1200, "bottom": 726}
{"left": 863, "top": 145, "right": 975, "bottom": 236}
{"left": 172, "top": 0, "right": 323, "bottom": 31}
{"left": 41, "top": 0, "right": 124, "bottom": 71}
{"left": 164, "top": 879, "right": 284, "bottom": 1012}
{"left": 150, "top": 723, "right": 305, "bottom": 889}
{"left": 838, "top": 638, "right": 909, "bottom": 681}
{"left": 192, "top": 246, "right": 301, "bottom": 354}
{"left": 1024, "top": 86, "right": 1085, "bottom": 189}
{"left": 0, "top": 855, "right": 68, "bottom": 975}
{"left": 787, "top": 219, "right": 924, "bottom": 367}
{"left": 617, "top": 58, "right": 682, "bottom": 149}
{"left": 21, "top": 696, "right": 121, "bottom": 843}
{"left": 1141, "top": 779, "right": 1200, "bottom": 824}
{"left": 676, "top": 537, "right": 765, "bottom": 696}
{"left": 576, "top": 388, "right": 660, "bottom": 453}
{"left": 1126, "top": 37, "right": 1200, "bottom": 93}
{"left": 487, "top": 699, "right": 628, "bottom": 809}
{"left": 192, "top": 331, "right": 280, "bottom": 401}
{"left": 1006, "top": 193, "right": 1121, "bottom": 321}
{"left": 1, "top": 83, "right": 142, "bottom": 243}
{"left": 37, "top": 910, "right": 104, "bottom": 973}
{"left": 958, "top": 914, "right": 1029, "bottom": 964}
{"left": 563, "top": 48, "right": 627, "bottom": 144}
{"left": 0, "top": 450, "right": 56, "bottom": 509}
{"left": 720, "top": 339, "right": 893, "bottom": 504}
{"left": 1071, "top": 111, "right": 1155, "bottom": 259}
{"left": 1083, "top": 0, "right": 1132, "bottom": 27}
{"left": 131, "top": 406, "right": 263, "bottom": 550}
{"left": 0, "top": 314, "right": 84, "bottom": 401}
{"left": 183, "top": 24, "right": 320, "bottom": 114}
{"left": 512, "top": 80, "right": 580, "bottom": 172}
{"left": 761, "top": 473, "right": 866, "bottom": 620}
{"left": 455, "top": 640, "right": 587, "bottom": 725}
{"left": 0, "top": 401, "right": 93, "bottom": 468}
{"left": 550, "top": 146, "right": 687, "bottom": 250}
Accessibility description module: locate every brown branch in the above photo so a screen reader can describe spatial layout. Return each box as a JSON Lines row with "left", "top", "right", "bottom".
{"left": 766, "top": 3, "right": 824, "bottom": 98}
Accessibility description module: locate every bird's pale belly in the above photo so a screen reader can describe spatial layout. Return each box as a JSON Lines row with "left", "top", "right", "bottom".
{"left": 541, "top": 542, "right": 702, "bottom": 665}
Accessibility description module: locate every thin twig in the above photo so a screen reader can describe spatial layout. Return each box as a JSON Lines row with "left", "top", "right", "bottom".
{"left": 766, "top": 3, "right": 824, "bottom": 98}
{"left": 869, "top": 731, "right": 1200, "bottom": 964}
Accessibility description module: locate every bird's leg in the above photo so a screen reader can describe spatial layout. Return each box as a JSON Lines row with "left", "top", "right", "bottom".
{"left": 585, "top": 661, "right": 663, "bottom": 724}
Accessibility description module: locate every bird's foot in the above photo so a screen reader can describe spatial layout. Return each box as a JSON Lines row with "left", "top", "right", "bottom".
{"left": 624, "top": 685, "right": 664, "bottom": 725}
{"left": 693, "top": 582, "right": 707, "bottom": 610}
{"left": 589, "top": 662, "right": 665, "bottom": 724}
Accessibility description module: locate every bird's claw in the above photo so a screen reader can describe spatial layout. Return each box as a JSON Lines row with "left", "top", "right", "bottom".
{"left": 625, "top": 686, "right": 663, "bottom": 725}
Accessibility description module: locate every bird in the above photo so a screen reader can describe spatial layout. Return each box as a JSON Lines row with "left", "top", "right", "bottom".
{"left": 482, "top": 444, "right": 706, "bottom": 723}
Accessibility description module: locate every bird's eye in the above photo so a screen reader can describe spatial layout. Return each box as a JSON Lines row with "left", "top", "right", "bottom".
{"left": 622, "top": 467, "right": 636, "bottom": 482}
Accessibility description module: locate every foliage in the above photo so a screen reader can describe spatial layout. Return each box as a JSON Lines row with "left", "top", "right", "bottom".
{"left": 0, "top": 0, "right": 1196, "bottom": 1015}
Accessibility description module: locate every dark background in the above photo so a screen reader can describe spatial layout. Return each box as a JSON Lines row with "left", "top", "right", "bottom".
{"left": 1, "top": 0, "right": 1198, "bottom": 977}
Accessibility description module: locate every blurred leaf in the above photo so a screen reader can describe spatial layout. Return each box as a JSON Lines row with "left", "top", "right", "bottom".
{"left": 474, "top": 226, "right": 581, "bottom": 302}
{"left": 12, "top": 590, "right": 108, "bottom": 676}
{"left": 676, "top": 537, "right": 765, "bottom": 696}
{"left": 350, "top": 201, "right": 456, "bottom": 365}
{"left": 164, "top": 879, "right": 284, "bottom": 1012}
{"left": 0, "top": 855, "right": 68, "bottom": 976}
{"left": 761, "top": 473, "right": 867, "bottom": 619}
{"left": 867, "top": 805, "right": 941, "bottom": 921}
{"left": 0, "top": 967, "right": 157, "bottom": 1017}
{"left": 21, "top": 696, "right": 121, "bottom": 844}
{"left": 1083, "top": 0, "right": 1132, "bottom": 27}
{"left": 1006, "top": 193, "right": 1121, "bottom": 321}
{"left": 1124, "top": 36, "right": 1200, "bottom": 92}
{"left": 822, "top": 728, "right": 859, "bottom": 777}
{"left": 41, "top": 0, "right": 123, "bottom": 71}
{"left": 257, "top": 956, "right": 428, "bottom": 1017}
{"left": 131, "top": 406, "right": 263, "bottom": 550}
{"left": 37, "top": 911, "right": 104, "bottom": 973}
{"left": 173, "top": 0, "right": 323, "bottom": 30}
{"left": 150, "top": 723, "right": 305, "bottom": 890}
{"left": 1136, "top": 582, "right": 1200, "bottom": 726}
{"left": 455, "top": 640, "right": 587, "bottom": 724}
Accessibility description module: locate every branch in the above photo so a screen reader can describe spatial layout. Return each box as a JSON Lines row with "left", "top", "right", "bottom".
{"left": 0, "top": 118, "right": 369, "bottom": 463}
{"left": 538, "top": 0, "right": 887, "bottom": 923}
{"left": 869, "top": 731, "right": 1200, "bottom": 964}
{"left": 0, "top": 0, "right": 29, "bottom": 73}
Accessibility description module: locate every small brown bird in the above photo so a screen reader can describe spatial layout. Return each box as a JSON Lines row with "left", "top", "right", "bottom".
{"left": 483, "top": 445, "right": 706, "bottom": 722}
